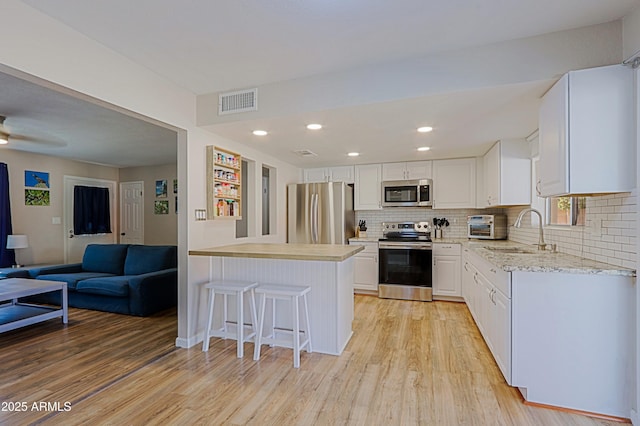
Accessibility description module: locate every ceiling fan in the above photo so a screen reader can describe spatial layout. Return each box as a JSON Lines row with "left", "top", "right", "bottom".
{"left": 0, "top": 115, "right": 66, "bottom": 148}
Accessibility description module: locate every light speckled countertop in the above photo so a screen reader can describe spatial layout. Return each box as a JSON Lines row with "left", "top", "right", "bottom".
{"left": 459, "top": 239, "right": 634, "bottom": 276}
{"left": 189, "top": 243, "right": 363, "bottom": 262}
{"left": 348, "top": 237, "right": 380, "bottom": 243}
{"left": 352, "top": 237, "right": 634, "bottom": 276}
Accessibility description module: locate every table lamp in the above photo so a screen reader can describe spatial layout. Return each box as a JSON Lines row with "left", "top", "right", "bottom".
{"left": 6, "top": 234, "right": 29, "bottom": 268}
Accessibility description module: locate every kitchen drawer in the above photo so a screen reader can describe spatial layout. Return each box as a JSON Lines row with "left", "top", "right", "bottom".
{"left": 350, "top": 241, "right": 378, "bottom": 255}
{"left": 465, "top": 247, "right": 510, "bottom": 298}
{"left": 433, "top": 243, "right": 461, "bottom": 256}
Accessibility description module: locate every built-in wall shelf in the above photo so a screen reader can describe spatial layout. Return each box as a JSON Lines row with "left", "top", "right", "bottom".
{"left": 206, "top": 145, "right": 242, "bottom": 220}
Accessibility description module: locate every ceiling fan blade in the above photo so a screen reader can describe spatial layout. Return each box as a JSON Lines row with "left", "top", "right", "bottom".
{"left": 8, "top": 134, "right": 67, "bottom": 148}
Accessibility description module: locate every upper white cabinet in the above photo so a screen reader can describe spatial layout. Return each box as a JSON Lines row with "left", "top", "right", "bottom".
{"left": 382, "top": 161, "right": 432, "bottom": 181}
{"left": 304, "top": 166, "right": 355, "bottom": 184}
{"left": 354, "top": 164, "right": 382, "bottom": 210}
{"left": 483, "top": 139, "right": 531, "bottom": 207}
{"left": 432, "top": 158, "right": 477, "bottom": 209}
{"left": 538, "top": 65, "right": 634, "bottom": 197}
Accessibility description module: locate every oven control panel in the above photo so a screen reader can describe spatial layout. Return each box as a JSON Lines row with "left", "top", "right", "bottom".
{"left": 382, "top": 221, "right": 431, "bottom": 233}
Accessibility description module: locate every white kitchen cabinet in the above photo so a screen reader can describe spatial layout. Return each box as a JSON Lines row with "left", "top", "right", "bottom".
{"left": 382, "top": 161, "right": 432, "bottom": 181}
{"left": 463, "top": 248, "right": 511, "bottom": 384}
{"left": 432, "top": 158, "right": 476, "bottom": 209}
{"left": 483, "top": 139, "right": 531, "bottom": 207}
{"left": 354, "top": 164, "right": 382, "bottom": 210}
{"left": 432, "top": 243, "right": 461, "bottom": 299}
{"left": 304, "top": 166, "right": 354, "bottom": 184}
{"left": 350, "top": 241, "right": 379, "bottom": 293}
{"left": 538, "top": 65, "right": 634, "bottom": 197}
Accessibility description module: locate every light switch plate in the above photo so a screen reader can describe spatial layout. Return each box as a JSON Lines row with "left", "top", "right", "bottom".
{"left": 52, "top": 217, "right": 62, "bottom": 225}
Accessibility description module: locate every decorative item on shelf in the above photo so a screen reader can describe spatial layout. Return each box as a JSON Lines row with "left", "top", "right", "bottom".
{"left": 357, "top": 220, "right": 367, "bottom": 238}
{"left": 6, "top": 234, "right": 29, "bottom": 268}
{"left": 432, "top": 217, "right": 449, "bottom": 239}
{"left": 206, "top": 146, "right": 243, "bottom": 219}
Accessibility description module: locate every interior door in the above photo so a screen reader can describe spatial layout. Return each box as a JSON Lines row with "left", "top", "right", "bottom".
{"left": 119, "top": 181, "right": 144, "bottom": 244}
{"left": 64, "top": 176, "right": 117, "bottom": 263}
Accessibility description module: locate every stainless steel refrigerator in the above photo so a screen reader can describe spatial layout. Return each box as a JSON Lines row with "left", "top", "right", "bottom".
{"left": 287, "top": 182, "right": 355, "bottom": 244}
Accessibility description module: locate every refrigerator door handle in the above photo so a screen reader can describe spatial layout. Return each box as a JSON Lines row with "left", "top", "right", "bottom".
{"left": 311, "top": 193, "right": 319, "bottom": 244}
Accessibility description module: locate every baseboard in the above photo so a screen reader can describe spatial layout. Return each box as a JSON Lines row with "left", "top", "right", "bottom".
{"left": 522, "top": 400, "right": 631, "bottom": 423}
{"left": 175, "top": 332, "right": 203, "bottom": 349}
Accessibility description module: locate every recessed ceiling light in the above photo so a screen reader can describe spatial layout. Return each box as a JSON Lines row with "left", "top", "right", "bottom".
{"left": 417, "top": 146, "right": 430, "bottom": 152}
{"left": 306, "top": 123, "right": 322, "bottom": 130}
{"left": 417, "top": 126, "right": 433, "bottom": 133}
{"left": 347, "top": 152, "right": 360, "bottom": 157}
{"left": 252, "top": 130, "right": 268, "bottom": 136}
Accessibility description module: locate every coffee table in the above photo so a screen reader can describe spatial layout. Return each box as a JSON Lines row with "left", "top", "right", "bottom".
{"left": 0, "top": 278, "right": 68, "bottom": 333}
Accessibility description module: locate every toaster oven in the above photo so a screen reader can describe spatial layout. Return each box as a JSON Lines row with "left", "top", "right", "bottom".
{"left": 467, "top": 215, "right": 507, "bottom": 240}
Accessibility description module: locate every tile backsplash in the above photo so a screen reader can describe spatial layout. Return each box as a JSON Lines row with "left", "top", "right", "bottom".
{"left": 355, "top": 207, "right": 505, "bottom": 239}
{"left": 356, "top": 191, "right": 637, "bottom": 270}
{"left": 506, "top": 191, "right": 637, "bottom": 269}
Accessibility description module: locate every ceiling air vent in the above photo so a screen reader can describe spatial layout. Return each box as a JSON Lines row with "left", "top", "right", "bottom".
{"left": 218, "top": 88, "right": 258, "bottom": 115}
{"left": 293, "top": 149, "right": 317, "bottom": 157}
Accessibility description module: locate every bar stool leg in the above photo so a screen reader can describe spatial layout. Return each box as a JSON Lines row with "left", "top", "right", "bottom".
{"left": 253, "top": 292, "right": 267, "bottom": 361}
{"left": 203, "top": 289, "right": 216, "bottom": 352}
{"left": 248, "top": 288, "right": 258, "bottom": 338}
{"left": 303, "top": 292, "right": 312, "bottom": 353}
{"left": 223, "top": 293, "right": 228, "bottom": 338}
{"left": 293, "top": 295, "right": 300, "bottom": 368}
{"left": 236, "top": 290, "right": 244, "bottom": 358}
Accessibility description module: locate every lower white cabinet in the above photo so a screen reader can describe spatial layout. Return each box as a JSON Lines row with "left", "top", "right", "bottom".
{"left": 350, "top": 241, "right": 378, "bottom": 293}
{"left": 432, "top": 243, "right": 461, "bottom": 298}
{"left": 463, "top": 248, "right": 512, "bottom": 384}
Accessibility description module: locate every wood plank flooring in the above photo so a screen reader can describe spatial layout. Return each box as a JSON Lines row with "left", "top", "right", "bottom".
{"left": 0, "top": 296, "right": 625, "bottom": 425}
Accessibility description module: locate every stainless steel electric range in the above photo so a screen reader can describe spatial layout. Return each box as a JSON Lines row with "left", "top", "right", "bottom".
{"left": 378, "top": 221, "right": 433, "bottom": 302}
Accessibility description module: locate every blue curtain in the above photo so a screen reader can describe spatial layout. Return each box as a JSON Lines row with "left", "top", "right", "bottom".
{"left": 0, "top": 163, "right": 16, "bottom": 267}
{"left": 73, "top": 185, "right": 112, "bottom": 235}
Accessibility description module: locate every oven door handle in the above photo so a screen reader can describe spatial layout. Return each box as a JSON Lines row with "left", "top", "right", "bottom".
{"left": 379, "top": 243, "right": 432, "bottom": 250}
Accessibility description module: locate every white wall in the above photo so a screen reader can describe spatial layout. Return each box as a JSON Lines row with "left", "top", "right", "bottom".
{"left": 119, "top": 164, "right": 178, "bottom": 246}
{"left": 0, "top": 0, "right": 300, "bottom": 346}
{"left": 623, "top": 5, "right": 640, "bottom": 424}
{"left": 1, "top": 148, "right": 119, "bottom": 265}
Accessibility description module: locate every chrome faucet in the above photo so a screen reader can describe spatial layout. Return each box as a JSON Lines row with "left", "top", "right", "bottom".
{"left": 514, "top": 208, "right": 546, "bottom": 251}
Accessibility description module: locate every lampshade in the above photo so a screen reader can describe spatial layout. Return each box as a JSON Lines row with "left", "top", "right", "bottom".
{"left": 6, "top": 234, "right": 29, "bottom": 249}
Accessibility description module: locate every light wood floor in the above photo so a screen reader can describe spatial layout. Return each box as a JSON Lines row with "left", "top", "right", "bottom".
{"left": 0, "top": 296, "right": 625, "bottom": 425}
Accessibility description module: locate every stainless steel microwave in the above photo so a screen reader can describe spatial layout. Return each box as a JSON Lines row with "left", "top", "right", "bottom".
{"left": 381, "top": 179, "right": 432, "bottom": 207}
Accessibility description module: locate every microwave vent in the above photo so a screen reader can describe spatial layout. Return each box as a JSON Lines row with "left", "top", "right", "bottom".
{"left": 218, "top": 88, "right": 258, "bottom": 115}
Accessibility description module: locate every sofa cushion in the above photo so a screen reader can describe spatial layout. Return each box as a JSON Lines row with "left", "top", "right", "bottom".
{"left": 124, "top": 245, "right": 177, "bottom": 276}
{"left": 82, "top": 244, "right": 130, "bottom": 275}
{"left": 37, "top": 272, "right": 116, "bottom": 290}
{"left": 76, "top": 276, "right": 131, "bottom": 297}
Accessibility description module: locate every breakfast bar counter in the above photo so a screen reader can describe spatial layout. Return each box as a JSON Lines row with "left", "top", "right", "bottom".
{"left": 189, "top": 243, "right": 363, "bottom": 355}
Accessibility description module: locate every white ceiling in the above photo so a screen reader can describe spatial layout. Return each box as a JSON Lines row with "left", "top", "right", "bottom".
{"left": 4, "top": 0, "right": 639, "bottom": 167}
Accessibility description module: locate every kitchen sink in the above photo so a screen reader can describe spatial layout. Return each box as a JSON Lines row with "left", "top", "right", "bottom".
{"left": 483, "top": 247, "right": 538, "bottom": 254}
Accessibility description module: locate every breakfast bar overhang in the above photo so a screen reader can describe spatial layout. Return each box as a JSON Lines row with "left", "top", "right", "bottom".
{"left": 189, "top": 243, "right": 363, "bottom": 355}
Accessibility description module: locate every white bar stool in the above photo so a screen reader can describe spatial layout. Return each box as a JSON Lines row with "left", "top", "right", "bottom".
{"left": 202, "top": 279, "right": 258, "bottom": 358}
{"left": 253, "top": 284, "right": 312, "bottom": 368}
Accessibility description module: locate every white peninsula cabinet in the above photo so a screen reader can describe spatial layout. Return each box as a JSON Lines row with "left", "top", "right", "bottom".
{"left": 462, "top": 246, "right": 634, "bottom": 418}
{"left": 432, "top": 243, "right": 461, "bottom": 299}
{"left": 484, "top": 139, "right": 531, "bottom": 207}
{"left": 354, "top": 164, "right": 382, "bottom": 210}
{"left": 432, "top": 158, "right": 476, "bottom": 209}
{"left": 538, "top": 65, "right": 634, "bottom": 197}
{"left": 304, "top": 166, "right": 355, "bottom": 184}
{"left": 350, "top": 241, "right": 379, "bottom": 294}
{"left": 382, "top": 161, "right": 432, "bottom": 181}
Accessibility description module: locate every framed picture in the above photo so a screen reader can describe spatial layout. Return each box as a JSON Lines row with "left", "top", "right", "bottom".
{"left": 173, "top": 179, "right": 178, "bottom": 194}
{"left": 154, "top": 200, "right": 169, "bottom": 214}
{"left": 25, "top": 189, "right": 50, "bottom": 206}
{"left": 25, "top": 170, "right": 50, "bottom": 189}
{"left": 155, "top": 179, "right": 167, "bottom": 198}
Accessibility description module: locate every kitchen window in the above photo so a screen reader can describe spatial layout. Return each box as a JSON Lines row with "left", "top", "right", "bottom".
{"left": 547, "top": 196, "right": 586, "bottom": 226}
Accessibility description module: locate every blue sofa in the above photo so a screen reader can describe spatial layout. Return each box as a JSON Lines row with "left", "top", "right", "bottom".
{"left": 12, "top": 244, "right": 177, "bottom": 316}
